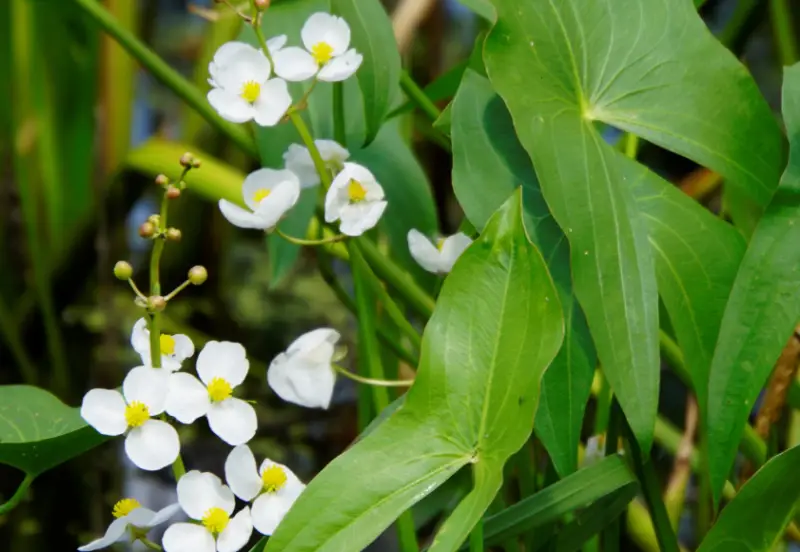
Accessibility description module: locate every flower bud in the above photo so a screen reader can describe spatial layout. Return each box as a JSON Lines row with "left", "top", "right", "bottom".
{"left": 179, "top": 152, "right": 194, "bottom": 167}
{"left": 188, "top": 266, "right": 208, "bottom": 285}
{"left": 166, "top": 185, "right": 181, "bottom": 200}
{"left": 166, "top": 228, "right": 182, "bottom": 242}
{"left": 148, "top": 295, "right": 167, "bottom": 312}
{"left": 139, "top": 221, "right": 156, "bottom": 238}
{"left": 113, "top": 261, "right": 133, "bottom": 281}
{"left": 192, "top": 158, "right": 202, "bottom": 169}
{"left": 147, "top": 214, "right": 161, "bottom": 225}
{"left": 255, "top": 0, "right": 270, "bottom": 9}
{"left": 154, "top": 174, "right": 170, "bottom": 187}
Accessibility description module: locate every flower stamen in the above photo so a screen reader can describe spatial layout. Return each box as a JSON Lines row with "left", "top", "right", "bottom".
{"left": 124, "top": 401, "right": 150, "bottom": 428}
{"left": 207, "top": 377, "right": 233, "bottom": 402}
{"left": 436, "top": 238, "right": 446, "bottom": 251}
{"left": 112, "top": 498, "right": 141, "bottom": 518}
{"left": 347, "top": 179, "right": 367, "bottom": 203}
{"left": 261, "top": 465, "right": 288, "bottom": 493}
{"left": 202, "top": 507, "right": 230, "bottom": 535}
{"left": 253, "top": 188, "right": 271, "bottom": 203}
{"left": 311, "top": 42, "right": 334, "bottom": 64}
{"left": 241, "top": 80, "right": 261, "bottom": 103}
{"left": 160, "top": 334, "right": 176, "bottom": 355}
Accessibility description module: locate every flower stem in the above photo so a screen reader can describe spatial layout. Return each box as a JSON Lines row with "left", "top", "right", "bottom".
{"left": 469, "top": 518, "right": 484, "bottom": 552}
{"left": 249, "top": 1, "right": 274, "bottom": 66}
{"left": 399, "top": 70, "right": 441, "bottom": 123}
{"left": 275, "top": 229, "right": 348, "bottom": 246}
{"left": 128, "top": 278, "right": 148, "bottom": 301}
{"left": 163, "top": 279, "right": 192, "bottom": 302}
{"left": 289, "top": 111, "right": 331, "bottom": 189}
{"left": 333, "top": 363, "right": 414, "bottom": 388}
{"left": 0, "top": 473, "right": 34, "bottom": 516}
{"left": 139, "top": 537, "right": 164, "bottom": 551}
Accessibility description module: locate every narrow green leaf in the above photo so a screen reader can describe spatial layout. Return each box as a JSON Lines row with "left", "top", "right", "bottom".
{"left": 0, "top": 386, "right": 107, "bottom": 476}
{"left": 707, "top": 62, "right": 800, "bottom": 503}
{"left": 330, "top": 0, "right": 400, "bottom": 145}
{"left": 698, "top": 446, "right": 800, "bottom": 552}
{"left": 266, "top": 191, "right": 564, "bottom": 551}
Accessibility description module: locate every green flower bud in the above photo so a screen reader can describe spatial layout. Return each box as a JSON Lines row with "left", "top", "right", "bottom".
{"left": 139, "top": 221, "right": 156, "bottom": 238}
{"left": 154, "top": 174, "right": 170, "bottom": 187}
{"left": 166, "top": 228, "right": 182, "bottom": 242}
{"left": 166, "top": 185, "right": 181, "bottom": 200}
{"left": 191, "top": 158, "right": 202, "bottom": 169}
{"left": 113, "top": 261, "right": 133, "bottom": 281}
{"left": 179, "top": 152, "right": 194, "bottom": 167}
{"left": 148, "top": 296, "right": 167, "bottom": 312}
{"left": 188, "top": 266, "right": 208, "bottom": 285}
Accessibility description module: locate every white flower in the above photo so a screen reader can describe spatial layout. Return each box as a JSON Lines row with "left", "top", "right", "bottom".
{"left": 78, "top": 499, "right": 180, "bottom": 551}
{"left": 582, "top": 435, "right": 606, "bottom": 468}
{"left": 267, "top": 329, "right": 340, "bottom": 409}
{"left": 218, "top": 168, "right": 301, "bottom": 231}
{"left": 163, "top": 471, "right": 253, "bottom": 552}
{"left": 207, "top": 41, "right": 292, "bottom": 126}
{"left": 81, "top": 367, "right": 180, "bottom": 471}
{"left": 324, "top": 163, "right": 387, "bottom": 237}
{"left": 224, "top": 445, "right": 306, "bottom": 536}
{"left": 131, "top": 318, "right": 194, "bottom": 371}
{"left": 283, "top": 140, "right": 349, "bottom": 188}
{"left": 165, "top": 341, "right": 257, "bottom": 446}
{"left": 272, "top": 13, "right": 363, "bottom": 82}
{"left": 407, "top": 230, "right": 472, "bottom": 274}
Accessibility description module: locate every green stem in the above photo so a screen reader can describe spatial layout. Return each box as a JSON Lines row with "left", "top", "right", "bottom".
{"left": 128, "top": 278, "right": 148, "bottom": 301}
{"left": 0, "top": 473, "right": 34, "bottom": 515}
{"left": 469, "top": 519, "right": 484, "bottom": 552}
{"left": 359, "top": 260, "right": 422, "bottom": 351}
{"left": 163, "top": 280, "right": 192, "bottom": 302}
{"left": 770, "top": 0, "right": 799, "bottom": 66}
{"left": 333, "top": 363, "right": 413, "bottom": 387}
{"left": 72, "top": 0, "right": 257, "bottom": 158}
{"left": 289, "top": 111, "right": 331, "bottom": 188}
{"left": 276, "top": 229, "right": 348, "bottom": 246}
{"left": 399, "top": 70, "right": 441, "bottom": 122}
{"left": 333, "top": 82, "right": 346, "bottom": 145}
{"left": 624, "top": 133, "right": 639, "bottom": 160}
{"left": 139, "top": 537, "right": 164, "bottom": 551}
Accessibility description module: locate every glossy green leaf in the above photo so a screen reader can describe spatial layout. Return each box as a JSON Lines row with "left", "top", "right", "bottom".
{"left": 266, "top": 191, "right": 564, "bottom": 552}
{"left": 0, "top": 385, "right": 106, "bottom": 476}
{"left": 331, "top": 0, "right": 400, "bottom": 146}
{"left": 450, "top": 70, "right": 594, "bottom": 476}
{"left": 698, "top": 446, "right": 800, "bottom": 552}
{"left": 482, "top": 0, "right": 782, "bottom": 450}
{"left": 549, "top": 486, "right": 638, "bottom": 552}
{"left": 707, "top": 63, "right": 800, "bottom": 503}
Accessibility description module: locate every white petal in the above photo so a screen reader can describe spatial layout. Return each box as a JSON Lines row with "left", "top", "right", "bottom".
{"left": 267, "top": 352, "right": 336, "bottom": 409}
{"left": 242, "top": 167, "right": 287, "bottom": 211}
{"left": 217, "top": 508, "right": 253, "bottom": 552}
{"left": 208, "top": 398, "right": 257, "bottom": 446}
{"left": 272, "top": 47, "right": 319, "bottom": 82}
{"left": 439, "top": 232, "right": 473, "bottom": 273}
{"left": 316, "top": 140, "right": 350, "bottom": 164}
{"left": 224, "top": 445, "right": 263, "bottom": 502}
{"left": 219, "top": 200, "right": 268, "bottom": 230}
{"left": 253, "top": 78, "right": 292, "bottom": 127}
{"left": 177, "top": 471, "right": 236, "bottom": 520}
{"left": 130, "top": 318, "right": 150, "bottom": 360}
{"left": 166, "top": 373, "right": 211, "bottom": 424}
{"left": 208, "top": 89, "right": 255, "bottom": 123}
{"left": 124, "top": 420, "right": 180, "bottom": 471}
{"left": 283, "top": 144, "right": 319, "bottom": 188}
{"left": 77, "top": 517, "right": 130, "bottom": 551}
{"left": 251, "top": 493, "right": 295, "bottom": 536}
{"left": 253, "top": 178, "right": 301, "bottom": 230}
{"left": 197, "top": 341, "right": 249, "bottom": 387}
{"left": 172, "top": 334, "right": 195, "bottom": 362}
{"left": 338, "top": 201, "right": 387, "bottom": 236}
{"left": 286, "top": 328, "right": 340, "bottom": 361}
{"left": 210, "top": 42, "right": 256, "bottom": 74}
{"left": 407, "top": 229, "right": 443, "bottom": 274}
{"left": 258, "top": 459, "right": 306, "bottom": 502}
{"left": 123, "top": 366, "right": 169, "bottom": 415}
{"left": 81, "top": 389, "right": 127, "bottom": 436}
{"left": 301, "top": 13, "right": 350, "bottom": 55}
{"left": 318, "top": 50, "right": 363, "bottom": 82}
{"left": 147, "top": 503, "right": 182, "bottom": 527}
{"left": 266, "top": 34, "right": 288, "bottom": 54}
{"left": 323, "top": 182, "right": 350, "bottom": 223}
{"left": 214, "top": 46, "right": 271, "bottom": 91}
{"left": 163, "top": 523, "right": 215, "bottom": 552}
{"left": 124, "top": 507, "right": 157, "bottom": 528}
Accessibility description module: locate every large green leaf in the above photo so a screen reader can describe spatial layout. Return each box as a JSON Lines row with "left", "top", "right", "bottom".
{"left": 697, "top": 446, "right": 800, "bottom": 552}
{"left": 0, "top": 385, "right": 106, "bottom": 476}
{"left": 330, "top": 0, "right": 400, "bottom": 146}
{"left": 482, "top": 0, "right": 782, "bottom": 450}
{"left": 707, "top": 63, "right": 800, "bottom": 503}
{"left": 266, "top": 191, "right": 564, "bottom": 551}
{"left": 450, "top": 70, "right": 594, "bottom": 476}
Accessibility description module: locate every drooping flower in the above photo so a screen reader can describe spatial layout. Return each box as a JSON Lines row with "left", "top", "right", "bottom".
{"left": 283, "top": 140, "right": 349, "bottom": 188}
{"left": 272, "top": 13, "right": 363, "bottom": 82}
{"left": 165, "top": 341, "right": 257, "bottom": 446}
{"left": 407, "top": 230, "right": 472, "bottom": 275}
{"left": 81, "top": 367, "right": 180, "bottom": 471}
{"left": 218, "top": 168, "right": 301, "bottom": 231}
{"left": 207, "top": 41, "right": 292, "bottom": 126}
{"left": 78, "top": 499, "right": 180, "bottom": 551}
{"left": 582, "top": 435, "right": 606, "bottom": 468}
{"left": 267, "top": 329, "right": 340, "bottom": 409}
{"left": 324, "top": 163, "right": 387, "bottom": 237}
{"left": 162, "top": 471, "right": 252, "bottom": 552}
{"left": 224, "top": 445, "right": 306, "bottom": 536}
{"left": 131, "top": 318, "right": 194, "bottom": 371}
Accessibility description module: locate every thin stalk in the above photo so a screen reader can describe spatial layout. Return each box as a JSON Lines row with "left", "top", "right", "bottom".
{"left": 469, "top": 519, "right": 484, "bottom": 552}
{"left": 333, "top": 82, "right": 346, "bottom": 145}
{"left": 770, "top": 0, "right": 798, "bottom": 66}
{"left": 139, "top": 537, "right": 163, "bottom": 551}
{"left": 0, "top": 473, "right": 34, "bottom": 515}
{"left": 163, "top": 280, "right": 192, "bottom": 302}
{"left": 249, "top": 0, "right": 275, "bottom": 66}
{"left": 72, "top": 0, "right": 257, "bottom": 158}
{"left": 275, "top": 229, "right": 347, "bottom": 246}
{"left": 128, "top": 278, "right": 148, "bottom": 301}
{"left": 333, "top": 363, "right": 414, "bottom": 387}
{"left": 289, "top": 111, "right": 331, "bottom": 188}
{"left": 399, "top": 70, "right": 441, "bottom": 122}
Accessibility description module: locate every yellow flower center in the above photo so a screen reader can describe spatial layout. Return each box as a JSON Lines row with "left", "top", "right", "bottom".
{"left": 347, "top": 179, "right": 367, "bottom": 203}
{"left": 261, "top": 465, "right": 288, "bottom": 493}
{"left": 124, "top": 401, "right": 150, "bottom": 428}
{"left": 112, "top": 498, "right": 141, "bottom": 518}
{"left": 207, "top": 377, "right": 232, "bottom": 402}
{"left": 160, "top": 334, "right": 176, "bottom": 355}
{"left": 202, "top": 507, "right": 230, "bottom": 535}
{"left": 253, "top": 188, "right": 271, "bottom": 203}
{"left": 311, "top": 42, "right": 334, "bottom": 64}
{"left": 436, "top": 238, "right": 446, "bottom": 251}
{"left": 241, "top": 80, "right": 261, "bottom": 103}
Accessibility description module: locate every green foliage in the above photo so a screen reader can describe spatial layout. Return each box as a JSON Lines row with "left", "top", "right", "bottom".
{"left": 266, "top": 191, "right": 564, "bottom": 551}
